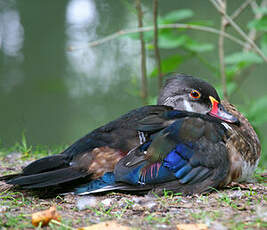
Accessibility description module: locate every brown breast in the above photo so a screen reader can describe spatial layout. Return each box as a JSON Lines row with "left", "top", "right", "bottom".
{"left": 221, "top": 100, "right": 261, "bottom": 185}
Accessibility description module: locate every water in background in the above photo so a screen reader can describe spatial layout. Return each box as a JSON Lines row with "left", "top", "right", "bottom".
{"left": 0, "top": 0, "right": 266, "bottom": 148}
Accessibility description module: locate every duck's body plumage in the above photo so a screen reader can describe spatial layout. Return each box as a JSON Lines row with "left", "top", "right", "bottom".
{"left": 221, "top": 100, "right": 261, "bottom": 184}
{"left": 1, "top": 105, "right": 173, "bottom": 191}
{"left": 0, "top": 73, "right": 261, "bottom": 196}
{"left": 112, "top": 110, "right": 230, "bottom": 195}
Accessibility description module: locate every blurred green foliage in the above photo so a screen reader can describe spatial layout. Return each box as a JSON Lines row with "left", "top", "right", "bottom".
{"left": 127, "top": 5, "right": 267, "bottom": 167}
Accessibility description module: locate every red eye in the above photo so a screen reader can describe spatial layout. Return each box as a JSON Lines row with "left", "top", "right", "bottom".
{"left": 190, "top": 90, "right": 201, "bottom": 99}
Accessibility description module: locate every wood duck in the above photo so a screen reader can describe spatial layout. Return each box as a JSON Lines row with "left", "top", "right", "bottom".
{"left": 157, "top": 75, "right": 261, "bottom": 186}
{"left": 0, "top": 73, "right": 261, "bottom": 195}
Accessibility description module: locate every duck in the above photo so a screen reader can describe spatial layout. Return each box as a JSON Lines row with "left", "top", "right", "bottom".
{"left": 157, "top": 75, "right": 261, "bottom": 186}
{"left": 0, "top": 73, "right": 260, "bottom": 195}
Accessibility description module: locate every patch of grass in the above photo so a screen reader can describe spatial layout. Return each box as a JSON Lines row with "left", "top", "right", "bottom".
{"left": 0, "top": 133, "right": 67, "bottom": 161}
{"left": 48, "top": 219, "right": 76, "bottom": 230}
{"left": 15, "top": 133, "right": 33, "bottom": 159}
{"left": 0, "top": 191, "right": 33, "bottom": 208}
{"left": 144, "top": 213, "right": 171, "bottom": 225}
{"left": 190, "top": 210, "right": 222, "bottom": 221}
{"left": 0, "top": 213, "right": 32, "bottom": 229}
{"left": 114, "top": 199, "right": 134, "bottom": 219}
{"left": 196, "top": 194, "right": 210, "bottom": 203}
{"left": 227, "top": 218, "right": 267, "bottom": 230}
{"left": 90, "top": 204, "right": 115, "bottom": 218}
{"left": 87, "top": 199, "right": 135, "bottom": 220}
{"left": 217, "top": 192, "right": 240, "bottom": 209}
{"left": 254, "top": 168, "right": 266, "bottom": 183}
{"left": 0, "top": 145, "right": 17, "bottom": 158}
{"left": 32, "top": 144, "right": 68, "bottom": 159}
{"left": 153, "top": 190, "right": 183, "bottom": 207}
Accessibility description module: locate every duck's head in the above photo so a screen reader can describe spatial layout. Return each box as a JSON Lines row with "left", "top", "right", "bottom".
{"left": 158, "top": 73, "right": 239, "bottom": 124}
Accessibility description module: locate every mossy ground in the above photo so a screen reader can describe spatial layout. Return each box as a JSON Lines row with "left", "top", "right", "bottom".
{"left": 0, "top": 150, "right": 266, "bottom": 230}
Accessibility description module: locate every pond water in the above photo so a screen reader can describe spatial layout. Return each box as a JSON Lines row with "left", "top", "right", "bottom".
{"left": 0, "top": 0, "right": 266, "bottom": 149}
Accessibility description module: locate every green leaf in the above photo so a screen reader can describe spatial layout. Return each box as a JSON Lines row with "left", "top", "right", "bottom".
{"left": 253, "top": 7, "right": 267, "bottom": 15}
{"left": 242, "top": 96, "right": 267, "bottom": 126}
{"left": 161, "top": 9, "right": 194, "bottom": 24}
{"left": 260, "top": 34, "right": 267, "bottom": 56}
{"left": 215, "top": 82, "right": 237, "bottom": 99}
{"left": 250, "top": 95, "right": 267, "bottom": 115}
{"left": 158, "top": 34, "right": 187, "bottom": 49}
{"left": 225, "top": 51, "right": 263, "bottom": 64}
{"left": 227, "top": 82, "right": 237, "bottom": 97}
{"left": 148, "top": 96, "right": 157, "bottom": 105}
{"left": 184, "top": 39, "right": 214, "bottom": 52}
{"left": 225, "top": 64, "right": 241, "bottom": 79}
{"left": 150, "top": 54, "right": 184, "bottom": 77}
{"left": 248, "top": 16, "right": 267, "bottom": 31}
{"left": 124, "top": 30, "right": 154, "bottom": 42}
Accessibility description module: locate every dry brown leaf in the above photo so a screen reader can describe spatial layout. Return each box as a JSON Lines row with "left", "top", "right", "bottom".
{"left": 78, "top": 221, "right": 130, "bottom": 230}
{"left": 176, "top": 223, "right": 208, "bottom": 230}
{"left": 31, "top": 206, "right": 61, "bottom": 227}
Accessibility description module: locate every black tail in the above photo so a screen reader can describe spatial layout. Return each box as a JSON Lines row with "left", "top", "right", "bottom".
{"left": 21, "top": 154, "right": 69, "bottom": 175}
{"left": 0, "top": 154, "right": 91, "bottom": 189}
{"left": 0, "top": 173, "right": 22, "bottom": 181}
{"left": 5, "top": 167, "right": 91, "bottom": 189}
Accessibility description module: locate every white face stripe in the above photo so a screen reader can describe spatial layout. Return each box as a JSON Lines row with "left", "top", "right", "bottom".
{"left": 221, "top": 122, "right": 233, "bottom": 131}
{"left": 183, "top": 99, "right": 194, "bottom": 112}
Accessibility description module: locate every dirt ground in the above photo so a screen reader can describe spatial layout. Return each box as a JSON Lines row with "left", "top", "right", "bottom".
{"left": 0, "top": 152, "right": 266, "bottom": 230}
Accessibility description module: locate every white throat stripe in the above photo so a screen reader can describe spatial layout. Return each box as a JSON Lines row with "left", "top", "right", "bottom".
{"left": 183, "top": 100, "right": 193, "bottom": 112}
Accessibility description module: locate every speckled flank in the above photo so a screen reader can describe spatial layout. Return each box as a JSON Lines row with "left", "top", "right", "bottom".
{"left": 88, "top": 147, "right": 124, "bottom": 179}
{"left": 222, "top": 100, "right": 261, "bottom": 184}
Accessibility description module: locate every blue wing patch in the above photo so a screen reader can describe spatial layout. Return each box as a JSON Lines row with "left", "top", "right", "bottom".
{"left": 75, "top": 172, "right": 115, "bottom": 194}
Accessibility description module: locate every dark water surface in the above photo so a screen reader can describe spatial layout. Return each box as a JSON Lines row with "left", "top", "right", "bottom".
{"left": 0, "top": 0, "right": 266, "bottom": 148}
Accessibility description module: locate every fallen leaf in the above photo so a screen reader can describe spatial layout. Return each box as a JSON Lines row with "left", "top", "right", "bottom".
{"left": 32, "top": 206, "right": 61, "bottom": 227}
{"left": 78, "top": 221, "right": 130, "bottom": 230}
{"left": 176, "top": 223, "right": 208, "bottom": 230}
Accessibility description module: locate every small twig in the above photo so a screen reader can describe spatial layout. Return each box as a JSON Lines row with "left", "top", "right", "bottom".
{"left": 68, "top": 24, "right": 246, "bottom": 51}
{"left": 244, "top": 0, "right": 267, "bottom": 51}
{"left": 230, "top": 0, "right": 255, "bottom": 22}
{"left": 136, "top": 0, "right": 148, "bottom": 105}
{"left": 218, "top": 0, "right": 228, "bottom": 100}
{"left": 153, "top": 0, "right": 162, "bottom": 91}
{"left": 209, "top": 0, "right": 267, "bottom": 63}
{"left": 231, "top": 0, "right": 267, "bottom": 96}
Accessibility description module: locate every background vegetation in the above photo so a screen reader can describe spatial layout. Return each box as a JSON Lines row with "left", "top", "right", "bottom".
{"left": 0, "top": 0, "right": 266, "bottom": 167}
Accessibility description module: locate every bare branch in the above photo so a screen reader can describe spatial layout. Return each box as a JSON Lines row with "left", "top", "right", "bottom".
{"left": 153, "top": 0, "right": 162, "bottom": 91}
{"left": 136, "top": 0, "right": 148, "bottom": 105}
{"left": 68, "top": 24, "right": 246, "bottom": 51}
{"left": 209, "top": 0, "right": 267, "bottom": 63}
{"left": 218, "top": 0, "right": 228, "bottom": 100}
{"left": 230, "top": 0, "right": 255, "bottom": 21}
{"left": 244, "top": 0, "right": 267, "bottom": 51}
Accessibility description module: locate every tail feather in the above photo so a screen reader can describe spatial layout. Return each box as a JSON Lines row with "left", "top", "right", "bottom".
{"left": 22, "top": 154, "right": 68, "bottom": 175}
{"left": 6, "top": 167, "right": 91, "bottom": 189}
{"left": 0, "top": 173, "right": 22, "bottom": 181}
